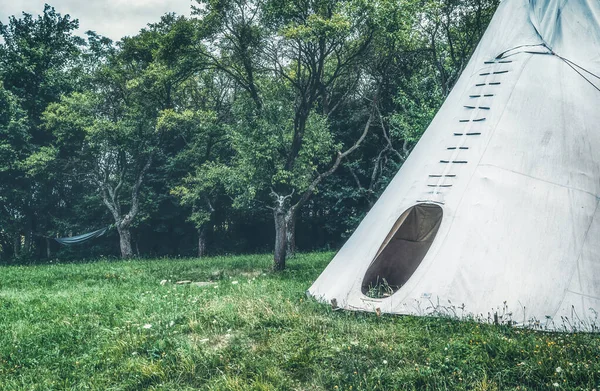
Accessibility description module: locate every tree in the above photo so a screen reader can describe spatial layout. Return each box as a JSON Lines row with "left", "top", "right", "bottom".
{"left": 420, "top": 0, "right": 500, "bottom": 96}
{"left": 314, "top": 0, "right": 497, "bottom": 245}
{"left": 165, "top": 105, "right": 228, "bottom": 257}
{"left": 165, "top": 64, "right": 235, "bottom": 257}
{"left": 42, "top": 15, "right": 207, "bottom": 258}
{"left": 0, "top": 5, "right": 84, "bottom": 257}
{"left": 193, "top": 0, "right": 381, "bottom": 269}
{"left": 43, "top": 90, "right": 153, "bottom": 257}
{"left": 0, "top": 84, "right": 29, "bottom": 260}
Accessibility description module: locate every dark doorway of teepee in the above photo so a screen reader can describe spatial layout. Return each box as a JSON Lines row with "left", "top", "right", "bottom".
{"left": 362, "top": 203, "right": 443, "bottom": 298}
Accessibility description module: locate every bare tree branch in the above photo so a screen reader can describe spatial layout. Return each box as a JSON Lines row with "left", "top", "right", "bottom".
{"left": 121, "top": 154, "right": 153, "bottom": 228}
{"left": 291, "top": 100, "right": 375, "bottom": 212}
{"left": 375, "top": 103, "right": 405, "bottom": 161}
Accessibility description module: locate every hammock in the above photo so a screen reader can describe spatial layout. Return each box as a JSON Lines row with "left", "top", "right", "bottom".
{"left": 55, "top": 226, "right": 110, "bottom": 245}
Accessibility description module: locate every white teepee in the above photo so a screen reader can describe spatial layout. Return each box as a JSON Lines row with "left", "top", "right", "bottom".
{"left": 308, "top": 0, "right": 600, "bottom": 331}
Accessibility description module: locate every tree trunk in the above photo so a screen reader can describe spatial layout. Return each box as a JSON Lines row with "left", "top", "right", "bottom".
{"left": 198, "top": 227, "right": 206, "bottom": 258}
{"left": 98, "top": 153, "right": 152, "bottom": 260}
{"left": 117, "top": 227, "right": 133, "bottom": 258}
{"left": 13, "top": 235, "right": 20, "bottom": 257}
{"left": 46, "top": 238, "right": 51, "bottom": 259}
{"left": 285, "top": 209, "right": 296, "bottom": 258}
{"left": 273, "top": 205, "right": 287, "bottom": 271}
{"left": 23, "top": 213, "right": 33, "bottom": 254}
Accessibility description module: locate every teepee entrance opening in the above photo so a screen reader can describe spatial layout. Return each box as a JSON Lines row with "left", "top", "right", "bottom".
{"left": 361, "top": 203, "right": 443, "bottom": 298}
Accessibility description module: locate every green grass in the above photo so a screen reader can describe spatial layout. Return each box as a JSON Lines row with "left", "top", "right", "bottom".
{"left": 1, "top": 252, "right": 600, "bottom": 390}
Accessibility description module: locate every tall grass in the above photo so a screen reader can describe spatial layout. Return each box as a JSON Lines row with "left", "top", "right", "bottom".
{"left": 1, "top": 253, "right": 599, "bottom": 390}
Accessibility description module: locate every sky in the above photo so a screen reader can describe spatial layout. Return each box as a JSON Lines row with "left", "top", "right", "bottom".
{"left": 0, "top": 0, "right": 195, "bottom": 41}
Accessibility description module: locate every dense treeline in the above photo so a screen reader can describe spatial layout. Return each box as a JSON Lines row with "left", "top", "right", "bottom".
{"left": 0, "top": 0, "right": 498, "bottom": 268}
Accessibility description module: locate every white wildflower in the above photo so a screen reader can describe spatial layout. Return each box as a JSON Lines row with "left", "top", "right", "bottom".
{"left": 143, "top": 324, "right": 152, "bottom": 329}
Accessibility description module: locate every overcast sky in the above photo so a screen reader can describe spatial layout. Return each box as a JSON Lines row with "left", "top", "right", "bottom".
{"left": 0, "top": 0, "right": 195, "bottom": 41}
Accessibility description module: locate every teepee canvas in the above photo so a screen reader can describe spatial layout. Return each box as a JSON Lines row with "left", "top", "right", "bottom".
{"left": 308, "top": 0, "right": 600, "bottom": 331}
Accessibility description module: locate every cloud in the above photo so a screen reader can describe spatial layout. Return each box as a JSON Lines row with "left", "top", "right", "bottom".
{"left": 0, "top": 0, "right": 194, "bottom": 41}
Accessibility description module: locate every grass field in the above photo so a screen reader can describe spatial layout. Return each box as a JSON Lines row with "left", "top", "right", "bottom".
{"left": 1, "top": 253, "right": 600, "bottom": 390}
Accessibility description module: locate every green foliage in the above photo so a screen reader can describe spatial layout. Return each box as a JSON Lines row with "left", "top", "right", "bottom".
{"left": 0, "top": 85, "right": 29, "bottom": 174}
{"left": 0, "top": 4, "right": 84, "bottom": 127}
{"left": 172, "top": 162, "right": 228, "bottom": 228}
{"left": 281, "top": 12, "right": 352, "bottom": 41}
{"left": 223, "top": 84, "right": 338, "bottom": 208}
{"left": 0, "top": 0, "right": 500, "bottom": 260}
{"left": 418, "top": 0, "right": 500, "bottom": 95}
{"left": 0, "top": 5, "right": 85, "bottom": 258}
{"left": 389, "top": 84, "right": 441, "bottom": 150}
{"left": 0, "top": 85, "right": 29, "bottom": 252}
{"left": 1, "top": 253, "right": 600, "bottom": 390}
